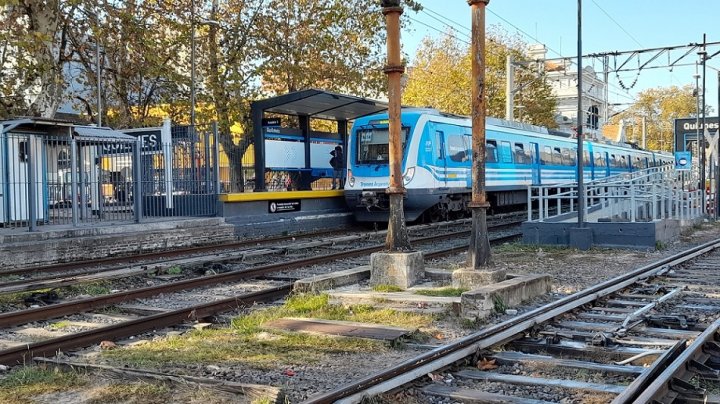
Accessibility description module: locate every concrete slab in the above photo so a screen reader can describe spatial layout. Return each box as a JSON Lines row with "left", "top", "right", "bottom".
{"left": 424, "top": 267, "right": 454, "bottom": 282}
{"left": 264, "top": 317, "right": 413, "bottom": 341}
{"left": 460, "top": 274, "right": 551, "bottom": 320}
{"left": 294, "top": 266, "right": 371, "bottom": 293}
{"left": 452, "top": 268, "right": 506, "bottom": 289}
{"left": 328, "top": 290, "right": 460, "bottom": 313}
{"left": 370, "top": 251, "right": 425, "bottom": 289}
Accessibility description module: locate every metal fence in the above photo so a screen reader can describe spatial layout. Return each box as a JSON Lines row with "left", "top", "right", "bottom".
{"left": 0, "top": 120, "right": 219, "bottom": 231}
{"left": 527, "top": 165, "right": 706, "bottom": 223}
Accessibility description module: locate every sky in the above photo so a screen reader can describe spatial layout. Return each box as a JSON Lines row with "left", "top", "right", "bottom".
{"left": 401, "top": 0, "right": 720, "bottom": 116}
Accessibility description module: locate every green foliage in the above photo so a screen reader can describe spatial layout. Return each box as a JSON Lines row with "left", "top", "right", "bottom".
{"left": 105, "top": 293, "right": 434, "bottom": 367}
{"left": 165, "top": 266, "right": 183, "bottom": 275}
{"left": 492, "top": 294, "right": 507, "bottom": 313}
{"left": 0, "top": 366, "right": 86, "bottom": 403}
{"left": 403, "top": 27, "right": 557, "bottom": 127}
{"left": 610, "top": 85, "right": 708, "bottom": 152}
{"left": 372, "top": 284, "right": 404, "bottom": 293}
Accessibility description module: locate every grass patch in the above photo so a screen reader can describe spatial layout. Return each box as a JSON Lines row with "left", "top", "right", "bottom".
{"left": 0, "top": 289, "right": 56, "bottom": 305}
{"left": 49, "top": 320, "right": 72, "bottom": 330}
{"left": 372, "top": 284, "right": 403, "bottom": 293}
{"left": 104, "top": 293, "right": 434, "bottom": 369}
{"left": 86, "top": 381, "right": 171, "bottom": 404}
{"left": 414, "top": 287, "right": 468, "bottom": 297}
{"left": 62, "top": 282, "right": 111, "bottom": 297}
{"left": 0, "top": 366, "right": 86, "bottom": 404}
{"left": 165, "top": 265, "right": 183, "bottom": 275}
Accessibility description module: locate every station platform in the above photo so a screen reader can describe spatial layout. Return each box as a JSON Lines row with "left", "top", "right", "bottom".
{"left": 1, "top": 190, "right": 357, "bottom": 271}
{"left": 0, "top": 217, "right": 238, "bottom": 271}
{"left": 218, "top": 190, "right": 354, "bottom": 238}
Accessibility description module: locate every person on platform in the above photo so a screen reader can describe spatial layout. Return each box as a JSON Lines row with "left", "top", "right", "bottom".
{"left": 330, "top": 145, "right": 344, "bottom": 189}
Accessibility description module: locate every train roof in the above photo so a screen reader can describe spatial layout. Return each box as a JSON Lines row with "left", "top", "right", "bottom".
{"left": 355, "top": 108, "right": 665, "bottom": 154}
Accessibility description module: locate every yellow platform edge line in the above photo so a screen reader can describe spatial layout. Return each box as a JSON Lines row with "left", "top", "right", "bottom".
{"left": 220, "top": 190, "right": 344, "bottom": 202}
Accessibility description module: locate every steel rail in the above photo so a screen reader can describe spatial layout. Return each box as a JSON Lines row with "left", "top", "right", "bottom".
{"left": 303, "top": 237, "right": 720, "bottom": 404}
{"left": 630, "top": 317, "right": 720, "bottom": 403}
{"left": 0, "top": 230, "right": 343, "bottom": 277}
{"left": 0, "top": 284, "right": 293, "bottom": 366}
{"left": 0, "top": 226, "right": 520, "bottom": 329}
{"left": 0, "top": 225, "right": 522, "bottom": 366}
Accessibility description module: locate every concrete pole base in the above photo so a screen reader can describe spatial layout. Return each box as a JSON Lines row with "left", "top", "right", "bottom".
{"left": 452, "top": 268, "right": 507, "bottom": 289}
{"left": 370, "top": 251, "right": 425, "bottom": 289}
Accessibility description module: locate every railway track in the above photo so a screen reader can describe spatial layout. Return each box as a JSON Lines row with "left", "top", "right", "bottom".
{"left": 304, "top": 237, "right": 720, "bottom": 404}
{"left": 0, "top": 223, "right": 522, "bottom": 366}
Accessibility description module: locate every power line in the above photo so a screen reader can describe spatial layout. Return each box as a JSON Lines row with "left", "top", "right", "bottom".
{"left": 406, "top": 16, "right": 470, "bottom": 46}
{"left": 589, "top": 0, "right": 643, "bottom": 48}
{"left": 418, "top": 4, "right": 636, "bottom": 102}
{"left": 421, "top": 7, "right": 471, "bottom": 35}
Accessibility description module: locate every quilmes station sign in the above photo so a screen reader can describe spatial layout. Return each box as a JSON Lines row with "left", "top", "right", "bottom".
{"left": 674, "top": 116, "right": 719, "bottom": 153}
{"left": 99, "top": 124, "right": 185, "bottom": 155}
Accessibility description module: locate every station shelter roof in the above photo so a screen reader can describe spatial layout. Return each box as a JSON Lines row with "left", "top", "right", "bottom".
{"left": 1, "top": 118, "right": 135, "bottom": 141}
{"left": 252, "top": 89, "right": 388, "bottom": 121}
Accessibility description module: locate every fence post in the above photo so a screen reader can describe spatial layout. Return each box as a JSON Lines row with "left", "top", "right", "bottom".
{"left": 213, "top": 122, "right": 221, "bottom": 194}
{"left": 27, "top": 135, "right": 37, "bottom": 231}
{"left": 133, "top": 138, "right": 143, "bottom": 223}
{"left": 527, "top": 185, "right": 532, "bottom": 221}
{"left": 204, "top": 129, "right": 211, "bottom": 194}
{"left": 630, "top": 184, "right": 636, "bottom": 222}
{"left": 70, "top": 135, "right": 79, "bottom": 227}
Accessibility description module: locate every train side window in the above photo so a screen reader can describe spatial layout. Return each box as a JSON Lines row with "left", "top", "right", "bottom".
{"left": 486, "top": 140, "right": 498, "bottom": 163}
{"left": 435, "top": 131, "right": 445, "bottom": 160}
{"left": 514, "top": 143, "right": 531, "bottom": 164}
{"left": 594, "top": 152, "right": 606, "bottom": 167}
{"left": 541, "top": 146, "right": 552, "bottom": 165}
{"left": 552, "top": 147, "right": 562, "bottom": 165}
{"left": 500, "top": 141, "right": 513, "bottom": 163}
{"left": 583, "top": 151, "right": 591, "bottom": 167}
{"left": 621, "top": 155, "right": 627, "bottom": 168}
{"left": 561, "top": 148, "right": 576, "bottom": 166}
{"left": 447, "top": 134, "right": 469, "bottom": 162}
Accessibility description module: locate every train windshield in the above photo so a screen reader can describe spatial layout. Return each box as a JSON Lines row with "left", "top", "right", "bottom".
{"left": 356, "top": 126, "right": 409, "bottom": 164}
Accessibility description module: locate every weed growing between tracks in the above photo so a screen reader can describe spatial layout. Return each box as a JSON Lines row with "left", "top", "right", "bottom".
{"left": 0, "top": 366, "right": 86, "bottom": 403}
{"left": 0, "top": 365, "right": 237, "bottom": 404}
{"left": 103, "top": 293, "right": 436, "bottom": 368}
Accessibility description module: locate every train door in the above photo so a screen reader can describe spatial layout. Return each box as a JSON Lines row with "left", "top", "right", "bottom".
{"left": 530, "top": 142, "right": 541, "bottom": 185}
{"left": 434, "top": 129, "right": 447, "bottom": 188}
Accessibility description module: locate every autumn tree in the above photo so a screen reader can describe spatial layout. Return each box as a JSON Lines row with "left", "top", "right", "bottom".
{"left": 403, "top": 27, "right": 557, "bottom": 127}
{"left": 65, "top": 1, "right": 191, "bottom": 128}
{"left": 610, "top": 85, "right": 710, "bottom": 151}
{"left": 0, "top": 0, "right": 72, "bottom": 118}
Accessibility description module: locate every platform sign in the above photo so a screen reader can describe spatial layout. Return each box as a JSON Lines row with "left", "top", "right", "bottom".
{"left": 675, "top": 151, "right": 692, "bottom": 171}
{"left": 268, "top": 199, "right": 301, "bottom": 213}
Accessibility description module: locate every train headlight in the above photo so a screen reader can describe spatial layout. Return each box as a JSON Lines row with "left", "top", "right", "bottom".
{"left": 347, "top": 170, "right": 355, "bottom": 187}
{"left": 403, "top": 167, "right": 415, "bottom": 185}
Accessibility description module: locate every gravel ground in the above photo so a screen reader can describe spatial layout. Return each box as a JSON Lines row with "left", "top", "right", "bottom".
{"left": 6, "top": 221, "right": 720, "bottom": 403}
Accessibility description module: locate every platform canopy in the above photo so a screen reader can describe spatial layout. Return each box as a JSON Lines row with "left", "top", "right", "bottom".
{"left": 252, "top": 89, "right": 388, "bottom": 121}
{"left": 1, "top": 118, "right": 135, "bottom": 142}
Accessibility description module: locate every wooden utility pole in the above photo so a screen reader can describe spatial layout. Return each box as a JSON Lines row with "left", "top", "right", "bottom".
{"left": 382, "top": 0, "right": 411, "bottom": 251}
{"left": 467, "top": 0, "right": 491, "bottom": 268}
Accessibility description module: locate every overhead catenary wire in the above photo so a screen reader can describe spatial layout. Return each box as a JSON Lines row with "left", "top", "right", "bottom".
{"left": 417, "top": 3, "right": 637, "bottom": 102}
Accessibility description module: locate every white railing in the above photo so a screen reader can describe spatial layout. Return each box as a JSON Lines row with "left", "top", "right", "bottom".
{"left": 527, "top": 165, "right": 705, "bottom": 223}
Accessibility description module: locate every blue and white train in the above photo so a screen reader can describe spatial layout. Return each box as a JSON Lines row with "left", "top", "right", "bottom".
{"left": 343, "top": 108, "right": 673, "bottom": 222}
